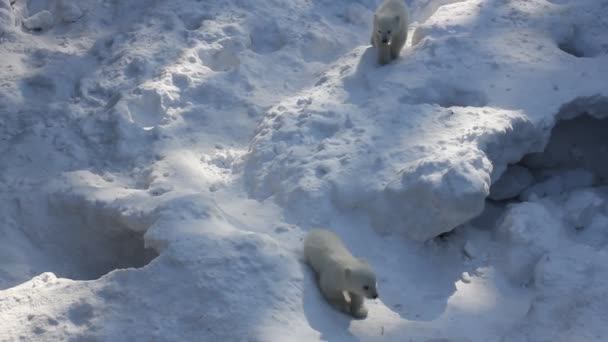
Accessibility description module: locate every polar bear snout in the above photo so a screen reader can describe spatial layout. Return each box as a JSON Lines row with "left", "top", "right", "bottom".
{"left": 365, "top": 287, "right": 379, "bottom": 299}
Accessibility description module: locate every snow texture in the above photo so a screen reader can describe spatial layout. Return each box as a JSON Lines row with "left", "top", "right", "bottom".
{"left": 244, "top": 0, "right": 608, "bottom": 240}
{"left": 488, "top": 165, "right": 533, "bottom": 201}
{"left": 1, "top": 0, "right": 608, "bottom": 341}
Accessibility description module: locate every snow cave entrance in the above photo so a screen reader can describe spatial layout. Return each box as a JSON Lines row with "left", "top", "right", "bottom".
{"left": 474, "top": 97, "right": 608, "bottom": 243}
{"left": 467, "top": 99, "right": 608, "bottom": 286}
{"left": 45, "top": 206, "right": 159, "bottom": 282}
{"left": 1, "top": 198, "right": 159, "bottom": 289}
{"left": 489, "top": 105, "right": 608, "bottom": 204}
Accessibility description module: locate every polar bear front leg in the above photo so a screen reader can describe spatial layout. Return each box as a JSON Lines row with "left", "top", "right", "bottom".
{"left": 377, "top": 43, "right": 391, "bottom": 65}
{"left": 320, "top": 274, "right": 350, "bottom": 314}
{"left": 349, "top": 292, "right": 368, "bottom": 319}
{"left": 389, "top": 32, "right": 407, "bottom": 60}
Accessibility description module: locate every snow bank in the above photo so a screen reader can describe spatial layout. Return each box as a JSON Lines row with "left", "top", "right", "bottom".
{"left": 1, "top": 0, "right": 608, "bottom": 340}
{"left": 245, "top": 0, "right": 608, "bottom": 240}
{"left": 496, "top": 202, "right": 564, "bottom": 284}
{"left": 0, "top": 205, "right": 304, "bottom": 340}
{"left": 0, "top": 0, "right": 14, "bottom": 31}
{"left": 0, "top": 0, "right": 372, "bottom": 339}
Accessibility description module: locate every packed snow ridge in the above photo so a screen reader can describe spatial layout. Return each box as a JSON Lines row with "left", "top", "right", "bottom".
{"left": 1, "top": 0, "right": 608, "bottom": 341}
{"left": 244, "top": 0, "right": 608, "bottom": 240}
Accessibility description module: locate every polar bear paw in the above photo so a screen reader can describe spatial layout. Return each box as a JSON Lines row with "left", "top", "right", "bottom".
{"left": 351, "top": 305, "right": 368, "bottom": 319}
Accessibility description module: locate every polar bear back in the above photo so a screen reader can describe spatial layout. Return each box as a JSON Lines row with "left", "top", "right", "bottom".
{"left": 304, "top": 229, "right": 356, "bottom": 275}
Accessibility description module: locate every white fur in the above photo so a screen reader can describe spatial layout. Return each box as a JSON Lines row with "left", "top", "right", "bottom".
{"left": 371, "top": 0, "right": 409, "bottom": 65}
{"left": 304, "top": 229, "right": 378, "bottom": 319}
{"left": 22, "top": 10, "right": 54, "bottom": 31}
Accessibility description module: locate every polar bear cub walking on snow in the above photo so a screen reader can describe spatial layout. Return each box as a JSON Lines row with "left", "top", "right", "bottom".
{"left": 304, "top": 229, "right": 378, "bottom": 319}
{"left": 371, "top": 0, "right": 409, "bottom": 65}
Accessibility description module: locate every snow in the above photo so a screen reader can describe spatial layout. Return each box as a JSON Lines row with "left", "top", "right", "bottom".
{"left": 56, "top": 0, "right": 82, "bottom": 24}
{"left": 496, "top": 201, "right": 565, "bottom": 284}
{"left": 0, "top": 0, "right": 607, "bottom": 341}
{"left": 488, "top": 165, "right": 533, "bottom": 200}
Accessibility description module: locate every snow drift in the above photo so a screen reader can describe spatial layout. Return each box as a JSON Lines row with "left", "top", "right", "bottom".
{"left": 244, "top": 0, "right": 608, "bottom": 240}
{"left": 1, "top": 0, "right": 608, "bottom": 341}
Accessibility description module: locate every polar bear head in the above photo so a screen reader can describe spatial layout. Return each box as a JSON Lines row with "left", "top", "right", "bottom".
{"left": 375, "top": 14, "right": 401, "bottom": 44}
{"left": 344, "top": 260, "right": 378, "bottom": 299}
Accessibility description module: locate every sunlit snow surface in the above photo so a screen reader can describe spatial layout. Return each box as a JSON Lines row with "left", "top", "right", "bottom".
{"left": 1, "top": 0, "right": 607, "bottom": 341}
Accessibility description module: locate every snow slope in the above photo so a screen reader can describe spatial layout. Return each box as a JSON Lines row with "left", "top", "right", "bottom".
{"left": 245, "top": 0, "right": 608, "bottom": 240}
{"left": 1, "top": 0, "right": 607, "bottom": 341}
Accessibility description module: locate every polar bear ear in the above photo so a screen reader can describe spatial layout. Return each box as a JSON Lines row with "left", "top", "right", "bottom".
{"left": 358, "top": 258, "right": 369, "bottom": 264}
{"left": 344, "top": 267, "right": 352, "bottom": 279}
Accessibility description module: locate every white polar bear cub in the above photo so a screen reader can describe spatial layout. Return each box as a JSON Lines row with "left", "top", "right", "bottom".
{"left": 304, "top": 229, "right": 378, "bottom": 319}
{"left": 371, "top": 0, "right": 409, "bottom": 65}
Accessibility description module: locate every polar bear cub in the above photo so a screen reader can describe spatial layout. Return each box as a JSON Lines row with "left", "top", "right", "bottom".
{"left": 371, "top": 0, "right": 409, "bottom": 65}
{"left": 304, "top": 229, "right": 378, "bottom": 319}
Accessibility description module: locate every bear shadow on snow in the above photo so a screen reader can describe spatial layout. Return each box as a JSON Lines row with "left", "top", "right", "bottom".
{"left": 340, "top": 47, "right": 382, "bottom": 106}
{"left": 342, "top": 45, "right": 413, "bottom": 107}
{"left": 301, "top": 263, "right": 359, "bottom": 341}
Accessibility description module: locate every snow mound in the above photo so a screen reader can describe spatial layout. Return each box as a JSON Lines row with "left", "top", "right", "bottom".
{"left": 0, "top": 216, "right": 302, "bottom": 341}
{"left": 0, "top": 189, "right": 305, "bottom": 340}
{"left": 2, "top": 0, "right": 608, "bottom": 340}
{"left": 496, "top": 202, "right": 564, "bottom": 284}
{"left": 498, "top": 187, "right": 608, "bottom": 340}
{"left": 244, "top": 0, "right": 608, "bottom": 240}
{"left": 506, "top": 245, "right": 608, "bottom": 342}
{"left": 57, "top": 0, "right": 82, "bottom": 23}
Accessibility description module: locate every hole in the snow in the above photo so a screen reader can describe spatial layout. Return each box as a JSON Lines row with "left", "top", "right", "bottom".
{"left": 0, "top": 193, "right": 158, "bottom": 289}
{"left": 558, "top": 38, "right": 588, "bottom": 58}
{"left": 473, "top": 99, "right": 608, "bottom": 233}
{"left": 521, "top": 114, "right": 608, "bottom": 185}
{"left": 488, "top": 113, "right": 608, "bottom": 202}
{"left": 48, "top": 198, "right": 159, "bottom": 280}
{"left": 556, "top": 25, "right": 604, "bottom": 58}
{"left": 249, "top": 21, "right": 287, "bottom": 54}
